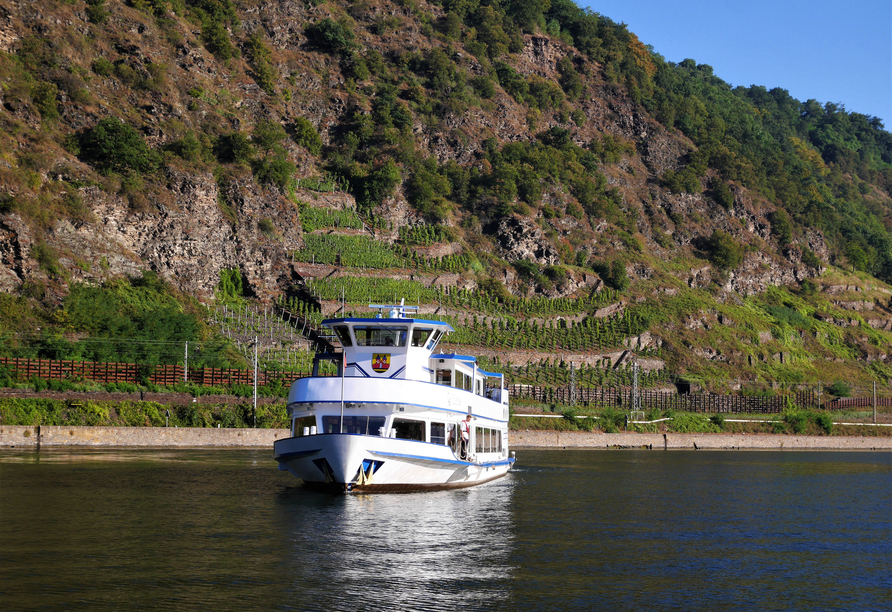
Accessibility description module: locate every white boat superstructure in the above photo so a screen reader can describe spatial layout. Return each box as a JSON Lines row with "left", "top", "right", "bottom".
{"left": 274, "top": 303, "right": 515, "bottom": 492}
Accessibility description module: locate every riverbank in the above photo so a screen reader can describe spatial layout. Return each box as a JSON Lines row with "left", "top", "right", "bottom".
{"left": 511, "top": 430, "right": 892, "bottom": 450}
{"left": 2, "top": 425, "right": 890, "bottom": 450}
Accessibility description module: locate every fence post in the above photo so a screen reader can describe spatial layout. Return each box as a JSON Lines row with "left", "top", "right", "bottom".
{"left": 874, "top": 381, "right": 878, "bottom": 424}
{"left": 253, "top": 337, "right": 258, "bottom": 428}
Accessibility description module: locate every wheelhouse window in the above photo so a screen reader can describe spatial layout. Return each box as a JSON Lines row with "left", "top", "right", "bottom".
{"left": 354, "top": 326, "right": 408, "bottom": 347}
{"left": 411, "top": 328, "right": 433, "bottom": 347}
{"left": 392, "top": 418, "right": 424, "bottom": 441}
{"left": 332, "top": 325, "right": 353, "bottom": 347}
{"left": 322, "top": 416, "right": 386, "bottom": 435}
{"left": 426, "top": 330, "right": 443, "bottom": 350}
{"left": 436, "top": 369, "right": 452, "bottom": 386}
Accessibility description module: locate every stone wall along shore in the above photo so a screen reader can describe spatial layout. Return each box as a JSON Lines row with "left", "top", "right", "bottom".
{"left": 1, "top": 426, "right": 890, "bottom": 450}
{"left": 511, "top": 430, "right": 892, "bottom": 450}
{"left": 0, "top": 426, "right": 290, "bottom": 448}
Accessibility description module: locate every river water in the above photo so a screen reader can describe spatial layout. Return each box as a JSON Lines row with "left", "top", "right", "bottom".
{"left": 1, "top": 449, "right": 889, "bottom": 611}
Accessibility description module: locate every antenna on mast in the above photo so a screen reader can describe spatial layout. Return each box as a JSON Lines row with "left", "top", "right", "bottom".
{"left": 369, "top": 299, "right": 419, "bottom": 319}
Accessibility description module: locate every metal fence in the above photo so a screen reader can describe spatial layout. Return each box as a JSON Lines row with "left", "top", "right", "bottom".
{"left": 507, "top": 384, "right": 892, "bottom": 414}
{"left": 0, "top": 357, "right": 311, "bottom": 388}
{"left": 1, "top": 356, "right": 889, "bottom": 414}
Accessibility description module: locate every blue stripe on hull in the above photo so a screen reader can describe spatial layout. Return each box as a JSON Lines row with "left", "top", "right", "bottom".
{"left": 369, "top": 449, "right": 514, "bottom": 469}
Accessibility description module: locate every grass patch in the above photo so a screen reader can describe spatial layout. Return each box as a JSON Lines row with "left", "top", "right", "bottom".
{"left": 0, "top": 397, "right": 288, "bottom": 428}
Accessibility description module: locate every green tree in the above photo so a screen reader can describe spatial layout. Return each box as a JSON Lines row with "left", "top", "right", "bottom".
{"left": 251, "top": 120, "right": 288, "bottom": 158}
{"left": 79, "top": 118, "right": 160, "bottom": 174}
{"left": 475, "top": 6, "right": 511, "bottom": 57}
{"left": 359, "top": 159, "right": 401, "bottom": 210}
{"left": 165, "top": 130, "right": 203, "bottom": 162}
{"left": 846, "top": 243, "right": 868, "bottom": 272}
{"left": 291, "top": 117, "right": 322, "bottom": 156}
{"left": 250, "top": 120, "right": 294, "bottom": 191}
{"left": 710, "top": 178, "right": 735, "bottom": 210}
{"left": 31, "top": 82, "right": 59, "bottom": 121}
{"left": 215, "top": 132, "right": 254, "bottom": 164}
{"left": 507, "top": 0, "right": 551, "bottom": 32}
{"left": 704, "top": 230, "right": 743, "bottom": 269}
{"left": 85, "top": 0, "right": 109, "bottom": 23}
{"left": 443, "top": 11, "right": 462, "bottom": 39}
{"left": 770, "top": 208, "right": 793, "bottom": 245}
{"left": 557, "top": 56, "right": 583, "bottom": 99}
{"left": 253, "top": 156, "right": 295, "bottom": 191}
{"left": 605, "top": 260, "right": 629, "bottom": 291}
{"left": 306, "top": 18, "right": 355, "bottom": 55}
{"left": 246, "top": 32, "right": 277, "bottom": 94}
{"left": 202, "top": 20, "right": 237, "bottom": 61}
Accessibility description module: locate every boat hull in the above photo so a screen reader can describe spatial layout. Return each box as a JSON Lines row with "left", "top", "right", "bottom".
{"left": 274, "top": 433, "right": 514, "bottom": 493}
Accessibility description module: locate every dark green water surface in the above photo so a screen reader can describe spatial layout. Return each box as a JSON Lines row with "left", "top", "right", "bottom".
{"left": 1, "top": 449, "right": 889, "bottom": 611}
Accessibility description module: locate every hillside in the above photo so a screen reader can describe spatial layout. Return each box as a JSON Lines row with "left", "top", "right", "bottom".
{"left": 0, "top": 0, "right": 891, "bottom": 387}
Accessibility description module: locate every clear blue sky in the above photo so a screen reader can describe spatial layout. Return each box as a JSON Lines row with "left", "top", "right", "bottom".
{"left": 582, "top": 0, "right": 892, "bottom": 128}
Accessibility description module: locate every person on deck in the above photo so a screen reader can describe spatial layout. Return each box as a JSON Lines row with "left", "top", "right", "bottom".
{"left": 460, "top": 414, "right": 472, "bottom": 460}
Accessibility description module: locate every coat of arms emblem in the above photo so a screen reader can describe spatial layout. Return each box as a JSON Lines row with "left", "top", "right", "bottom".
{"left": 372, "top": 353, "right": 390, "bottom": 373}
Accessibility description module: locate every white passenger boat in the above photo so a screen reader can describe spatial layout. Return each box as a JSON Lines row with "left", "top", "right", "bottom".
{"left": 274, "top": 303, "right": 515, "bottom": 492}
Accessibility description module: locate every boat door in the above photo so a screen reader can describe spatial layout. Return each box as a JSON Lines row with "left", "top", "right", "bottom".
{"left": 446, "top": 422, "right": 464, "bottom": 459}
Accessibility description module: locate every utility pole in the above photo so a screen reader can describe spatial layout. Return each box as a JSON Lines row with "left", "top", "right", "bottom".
{"left": 184, "top": 341, "right": 188, "bottom": 383}
{"left": 570, "top": 362, "right": 576, "bottom": 406}
{"left": 253, "top": 337, "right": 258, "bottom": 428}
{"left": 874, "top": 381, "right": 877, "bottom": 424}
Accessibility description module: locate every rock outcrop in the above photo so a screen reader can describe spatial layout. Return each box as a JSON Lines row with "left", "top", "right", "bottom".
{"left": 495, "top": 216, "right": 560, "bottom": 265}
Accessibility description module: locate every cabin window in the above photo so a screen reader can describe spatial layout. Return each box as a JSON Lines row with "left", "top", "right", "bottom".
{"left": 332, "top": 325, "right": 353, "bottom": 347}
{"left": 476, "top": 378, "right": 483, "bottom": 396}
{"left": 353, "top": 326, "right": 408, "bottom": 347}
{"left": 392, "top": 418, "right": 424, "bottom": 441}
{"left": 456, "top": 370, "right": 473, "bottom": 392}
{"left": 411, "top": 328, "right": 433, "bottom": 347}
{"left": 426, "top": 330, "right": 443, "bottom": 350}
{"left": 471, "top": 426, "right": 503, "bottom": 452}
{"left": 431, "top": 422, "right": 446, "bottom": 445}
{"left": 321, "top": 416, "right": 386, "bottom": 435}
{"left": 292, "top": 416, "right": 316, "bottom": 436}
{"left": 436, "top": 369, "right": 452, "bottom": 386}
